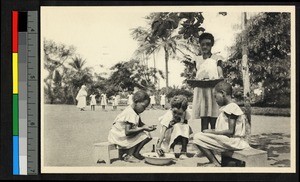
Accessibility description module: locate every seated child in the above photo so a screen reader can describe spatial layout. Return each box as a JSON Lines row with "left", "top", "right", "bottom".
{"left": 156, "top": 95, "right": 193, "bottom": 159}
{"left": 193, "top": 81, "right": 250, "bottom": 167}
{"left": 108, "top": 90, "right": 157, "bottom": 163}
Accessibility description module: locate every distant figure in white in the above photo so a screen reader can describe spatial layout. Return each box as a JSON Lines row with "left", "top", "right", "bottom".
{"left": 100, "top": 93, "right": 108, "bottom": 110}
{"left": 112, "top": 94, "right": 120, "bottom": 110}
{"left": 160, "top": 93, "right": 166, "bottom": 109}
{"left": 150, "top": 94, "right": 156, "bottom": 109}
{"left": 76, "top": 85, "right": 87, "bottom": 111}
{"left": 127, "top": 92, "right": 133, "bottom": 106}
{"left": 89, "top": 92, "right": 97, "bottom": 111}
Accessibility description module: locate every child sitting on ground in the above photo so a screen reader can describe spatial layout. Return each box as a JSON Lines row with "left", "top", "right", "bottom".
{"left": 156, "top": 95, "right": 193, "bottom": 159}
{"left": 193, "top": 81, "right": 250, "bottom": 167}
{"left": 108, "top": 90, "right": 157, "bottom": 163}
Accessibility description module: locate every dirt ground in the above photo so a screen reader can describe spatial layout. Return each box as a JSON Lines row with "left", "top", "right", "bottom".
{"left": 43, "top": 104, "right": 291, "bottom": 168}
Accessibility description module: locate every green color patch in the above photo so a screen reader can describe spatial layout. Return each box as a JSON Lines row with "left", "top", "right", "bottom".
{"left": 13, "top": 94, "right": 19, "bottom": 136}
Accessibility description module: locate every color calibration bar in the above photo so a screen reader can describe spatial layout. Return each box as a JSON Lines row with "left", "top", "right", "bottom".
{"left": 12, "top": 11, "right": 38, "bottom": 175}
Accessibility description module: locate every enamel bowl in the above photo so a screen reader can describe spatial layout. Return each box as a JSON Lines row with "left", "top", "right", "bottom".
{"left": 142, "top": 152, "right": 175, "bottom": 166}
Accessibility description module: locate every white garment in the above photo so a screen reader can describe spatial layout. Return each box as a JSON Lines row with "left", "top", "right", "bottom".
{"left": 193, "top": 103, "right": 250, "bottom": 152}
{"left": 90, "top": 94, "right": 96, "bottom": 105}
{"left": 160, "top": 94, "right": 166, "bottom": 105}
{"left": 127, "top": 94, "right": 133, "bottom": 105}
{"left": 76, "top": 89, "right": 87, "bottom": 109}
{"left": 100, "top": 94, "right": 107, "bottom": 106}
{"left": 194, "top": 54, "right": 221, "bottom": 80}
{"left": 112, "top": 95, "right": 120, "bottom": 106}
{"left": 108, "top": 106, "right": 151, "bottom": 148}
{"left": 158, "top": 110, "right": 193, "bottom": 151}
{"left": 150, "top": 95, "right": 156, "bottom": 105}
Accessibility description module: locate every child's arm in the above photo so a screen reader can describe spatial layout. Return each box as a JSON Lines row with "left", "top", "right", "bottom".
{"left": 156, "top": 125, "right": 168, "bottom": 156}
{"left": 203, "top": 114, "right": 238, "bottom": 137}
{"left": 124, "top": 122, "right": 155, "bottom": 136}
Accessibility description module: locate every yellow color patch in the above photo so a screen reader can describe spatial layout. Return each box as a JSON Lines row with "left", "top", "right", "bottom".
{"left": 13, "top": 53, "right": 18, "bottom": 94}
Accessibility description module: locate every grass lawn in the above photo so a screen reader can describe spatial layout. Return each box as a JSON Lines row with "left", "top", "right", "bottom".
{"left": 43, "top": 104, "right": 291, "bottom": 167}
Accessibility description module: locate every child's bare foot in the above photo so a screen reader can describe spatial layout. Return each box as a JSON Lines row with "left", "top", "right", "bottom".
{"left": 123, "top": 155, "right": 140, "bottom": 163}
{"left": 179, "top": 153, "right": 188, "bottom": 159}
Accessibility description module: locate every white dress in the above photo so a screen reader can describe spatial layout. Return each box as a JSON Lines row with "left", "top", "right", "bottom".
{"left": 108, "top": 106, "right": 151, "bottom": 148}
{"left": 159, "top": 110, "right": 193, "bottom": 151}
{"left": 160, "top": 94, "right": 166, "bottom": 105}
{"left": 90, "top": 94, "right": 96, "bottom": 105}
{"left": 150, "top": 95, "right": 156, "bottom": 105}
{"left": 127, "top": 94, "right": 133, "bottom": 105}
{"left": 100, "top": 94, "right": 107, "bottom": 106}
{"left": 192, "top": 54, "right": 222, "bottom": 119}
{"left": 193, "top": 103, "right": 250, "bottom": 152}
{"left": 76, "top": 89, "right": 87, "bottom": 109}
{"left": 112, "top": 95, "right": 119, "bottom": 107}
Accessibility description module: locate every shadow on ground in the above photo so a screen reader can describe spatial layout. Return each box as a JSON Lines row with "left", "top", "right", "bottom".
{"left": 248, "top": 133, "right": 290, "bottom": 167}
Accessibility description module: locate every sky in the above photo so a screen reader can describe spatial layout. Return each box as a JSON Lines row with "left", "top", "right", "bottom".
{"left": 41, "top": 6, "right": 259, "bottom": 88}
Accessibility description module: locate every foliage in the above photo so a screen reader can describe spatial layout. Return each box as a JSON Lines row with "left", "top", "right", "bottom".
{"left": 225, "top": 12, "right": 291, "bottom": 107}
{"left": 162, "top": 86, "right": 194, "bottom": 102}
{"left": 43, "top": 39, "right": 96, "bottom": 104}
{"left": 107, "top": 59, "right": 164, "bottom": 94}
{"left": 131, "top": 12, "right": 205, "bottom": 87}
{"left": 43, "top": 39, "right": 75, "bottom": 104}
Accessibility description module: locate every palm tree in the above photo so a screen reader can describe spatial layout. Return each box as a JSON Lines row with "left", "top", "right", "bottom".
{"left": 69, "top": 55, "right": 87, "bottom": 71}
{"left": 66, "top": 55, "right": 93, "bottom": 104}
{"left": 43, "top": 39, "right": 75, "bottom": 104}
{"left": 131, "top": 25, "right": 179, "bottom": 88}
{"left": 131, "top": 12, "right": 205, "bottom": 88}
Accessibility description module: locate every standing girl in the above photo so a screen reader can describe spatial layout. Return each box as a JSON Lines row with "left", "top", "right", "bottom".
{"left": 89, "top": 92, "right": 97, "bottom": 111}
{"left": 76, "top": 85, "right": 87, "bottom": 111}
{"left": 150, "top": 93, "right": 156, "bottom": 109}
{"left": 192, "top": 32, "right": 224, "bottom": 131}
{"left": 160, "top": 92, "right": 166, "bottom": 110}
{"left": 156, "top": 95, "right": 193, "bottom": 159}
{"left": 108, "top": 90, "right": 157, "bottom": 162}
{"left": 100, "top": 92, "right": 107, "bottom": 110}
{"left": 127, "top": 92, "right": 133, "bottom": 106}
{"left": 112, "top": 94, "right": 120, "bottom": 110}
{"left": 193, "top": 81, "right": 250, "bottom": 166}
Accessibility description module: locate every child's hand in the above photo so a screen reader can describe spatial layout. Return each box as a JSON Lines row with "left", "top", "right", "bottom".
{"left": 169, "top": 120, "right": 176, "bottom": 127}
{"left": 143, "top": 125, "right": 157, "bottom": 132}
{"left": 156, "top": 147, "right": 165, "bottom": 157}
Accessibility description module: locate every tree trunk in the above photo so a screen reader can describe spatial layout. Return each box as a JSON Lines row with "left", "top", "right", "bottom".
{"left": 241, "top": 12, "right": 251, "bottom": 125}
{"left": 153, "top": 52, "right": 157, "bottom": 88}
{"left": 164, "top": 46, "right": 169, "bottom": 88}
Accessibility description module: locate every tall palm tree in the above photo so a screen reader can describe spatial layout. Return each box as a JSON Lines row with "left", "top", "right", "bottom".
{"left": 131, "top": 12, "right": 205, "bottom": 88}
{"left": 132, "top": 27, "right": 179, "bottom": 88}
{"left": 69, "top": 55, "right": 87, "bottom": 71}
{"left": 67, "top": 55, "right": 93, "bottom": 104}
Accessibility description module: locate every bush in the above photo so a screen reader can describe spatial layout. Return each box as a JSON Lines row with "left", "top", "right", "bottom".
{"left": 166, "top": 88, "right": 193, "bottom": 102}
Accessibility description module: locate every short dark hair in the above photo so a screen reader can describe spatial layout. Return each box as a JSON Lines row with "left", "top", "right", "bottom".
{"left": 170, "top": 95, "right": 188, "bottom": 111}
{"left": 133, "top": 90, "right": 150, "bottom": 103}
{"left": 199, "top": 32, "right": 214, "bottom": 46}
{"left": 214, "top": 81, "right": 232, "bottom": 96}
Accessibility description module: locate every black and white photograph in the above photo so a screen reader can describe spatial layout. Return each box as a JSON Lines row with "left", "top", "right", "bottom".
{"left": 40, "top": 6, "right": 296, "bottom": 173}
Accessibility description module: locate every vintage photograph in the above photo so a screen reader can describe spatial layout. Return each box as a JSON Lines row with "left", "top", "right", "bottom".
{"left": 40, "top": 6, "right": 296, "bottom": 173}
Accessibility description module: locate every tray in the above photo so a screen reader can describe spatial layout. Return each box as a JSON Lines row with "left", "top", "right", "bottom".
{"left": 187, "top": 79, "right": 224, "bottom": 88}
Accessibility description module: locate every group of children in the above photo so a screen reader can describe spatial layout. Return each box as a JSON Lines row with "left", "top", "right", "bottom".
{"left": 107, "top": 82, "right": 250, "bottom": 165}
{"left": 149, "top": 93, "right": 167, "bottom": 109}
{"left": 107, "top": 32, "right": 251, "bottom": 166}
{"left": 77, "top": 91, "right": 110, "bottom": 111}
